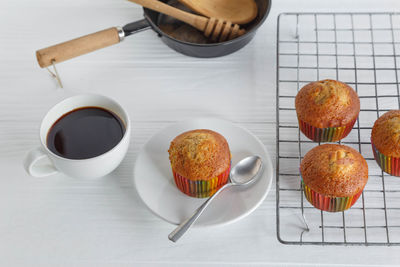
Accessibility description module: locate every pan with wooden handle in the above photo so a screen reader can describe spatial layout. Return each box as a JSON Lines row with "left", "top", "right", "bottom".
{"left": 36, "top": 0, "right": 271, "bottom": 68}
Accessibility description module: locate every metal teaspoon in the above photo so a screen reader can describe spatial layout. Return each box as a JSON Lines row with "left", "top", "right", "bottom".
{"left": 168, "top": 155, "right": 263, "bottom": 242}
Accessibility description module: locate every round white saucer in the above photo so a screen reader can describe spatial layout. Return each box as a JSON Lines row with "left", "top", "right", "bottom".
{"left": 133, "top": 118, "right": 273, "bottom": 227}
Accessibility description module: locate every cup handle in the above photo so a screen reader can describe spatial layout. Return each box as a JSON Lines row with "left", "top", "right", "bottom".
{"left": 24, "top": 147, "right": 58, "bottom": 177}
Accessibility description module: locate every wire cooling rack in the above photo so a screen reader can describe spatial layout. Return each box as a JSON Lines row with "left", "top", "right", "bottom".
{"left": 276, "top": 12, "right": 400, "bottom": 246}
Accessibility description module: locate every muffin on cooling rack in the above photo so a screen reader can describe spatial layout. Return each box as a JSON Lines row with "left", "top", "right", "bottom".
{"left": 295, "top": 79, "right": 360, "bottom": 142}
{"left": 168, "top": 129, "right": 231, "bottom": 198}
{"left": 371, "top": 110, "right": 400, "bottom": 176}
{"left": 300, "top": 144, "right": 368, "bottom": 212}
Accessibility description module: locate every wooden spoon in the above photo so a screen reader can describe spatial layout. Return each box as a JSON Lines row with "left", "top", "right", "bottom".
{"left": 128, "top": 0, "right": 246, "bottom": 42}
{"left": 178, "top": 0, "right": 258, "bottom": 25}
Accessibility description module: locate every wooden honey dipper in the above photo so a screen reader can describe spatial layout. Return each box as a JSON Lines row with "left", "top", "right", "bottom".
{"left": 128, "top": 0, "right": 246, "bottom": 42}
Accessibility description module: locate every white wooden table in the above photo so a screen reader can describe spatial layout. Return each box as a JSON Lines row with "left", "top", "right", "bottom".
{"left": 1, "top": 0, "right": 400, "bottom": 266}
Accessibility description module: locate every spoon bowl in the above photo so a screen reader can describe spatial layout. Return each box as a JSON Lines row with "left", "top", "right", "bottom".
{"left": 230, "top": 155, "right": 263, "bottom": 185}
{"left": 168, "top": 155, "right": 263, "bottom": 242}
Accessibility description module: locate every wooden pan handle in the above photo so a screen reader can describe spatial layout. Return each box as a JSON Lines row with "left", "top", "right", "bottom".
{"left": 36, "top": 27, "right": 122, "bottom": 68}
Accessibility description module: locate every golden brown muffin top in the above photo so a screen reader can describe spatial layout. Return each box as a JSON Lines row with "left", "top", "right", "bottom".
{"left": 168, "top": 129, "right": 230, "bottom": 181}
{"left": 295, "top": 80, "right": 360, "bottom": 128}
{"left": 300, "top": 144, "right": 368, "bottom": 197}
{"left": 371, "top": 110, "right": 400, "bottom": 157}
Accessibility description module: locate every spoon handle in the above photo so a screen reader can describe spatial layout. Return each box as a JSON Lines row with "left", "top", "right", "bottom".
{"left": 168, "top": 183, "right": 232, "bottom": 242}
{"left": 127, "top": 0, "right": 208, "bottom": 31}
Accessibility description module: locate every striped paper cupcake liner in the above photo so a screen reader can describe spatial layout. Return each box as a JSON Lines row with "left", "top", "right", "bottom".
{"left": 298, "top": 118, "right": 357, "bottom": 142}
{"left": 371, "top": 142, "right": 400, "bottom": 177}
{"left": 172, "top": 166, "right": 231, "bottom": 198}
{"left": 301, "top": 180, "right": 363, "bottom": 212}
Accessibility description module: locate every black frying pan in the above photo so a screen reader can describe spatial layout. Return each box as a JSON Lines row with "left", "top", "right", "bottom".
{"left": 36, "top": 0, "right": 271, "bottom": 68}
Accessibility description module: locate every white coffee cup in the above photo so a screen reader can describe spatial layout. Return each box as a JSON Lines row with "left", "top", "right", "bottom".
{"left": 24, "top": 94, "right": 131, "bottom": 178}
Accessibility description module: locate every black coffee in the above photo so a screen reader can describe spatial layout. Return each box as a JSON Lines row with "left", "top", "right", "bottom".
{"left": 47, "top": 107, "right": 125, "bottom": 160}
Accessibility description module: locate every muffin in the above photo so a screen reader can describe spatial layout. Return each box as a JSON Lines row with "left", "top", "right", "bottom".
{"left": 168, "top": 129, "right": 231, "bottom": 198}
{"left": 371, "top": 110, "right": 400, "bottom": 176}
{"left": 295, "top": 79, "right": 360, "bottom": 142}
{"left": 300, "top": 144, "right": 368, "bottom": 212}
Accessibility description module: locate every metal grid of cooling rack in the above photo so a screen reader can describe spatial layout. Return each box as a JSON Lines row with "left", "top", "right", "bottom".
{"left": 276, "top": 12, "right": 400, "bottom": 246}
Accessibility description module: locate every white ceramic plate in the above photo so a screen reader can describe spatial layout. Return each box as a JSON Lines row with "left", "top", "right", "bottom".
{"left": 133, "top": 118, "right": 273, "bottom": 227}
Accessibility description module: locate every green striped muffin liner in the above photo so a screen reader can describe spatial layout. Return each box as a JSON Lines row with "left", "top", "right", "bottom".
{"left": 301, "top": 180, "right": 363, "bottom": 212}
{"left": 372, "top": 141, "right": 400, "bottom": 177}
{"left": 298, "top": 118, "right": 357, "bottom": 142}
{"left": 172, "top": 166, "right": 230, "bottom": 198}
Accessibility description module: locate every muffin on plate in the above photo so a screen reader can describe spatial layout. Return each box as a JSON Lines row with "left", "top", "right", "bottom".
{"left": 371, "top": 110, "right": 400, "bottom": 176}
{"left": 295, "top": 79, "right": 360, "bottom": 142}
{"left": 168, "top": 129, "right": 231, "bottom": 198}
{"left": 300, "top": 144, "right": 368, "bottom": 212}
